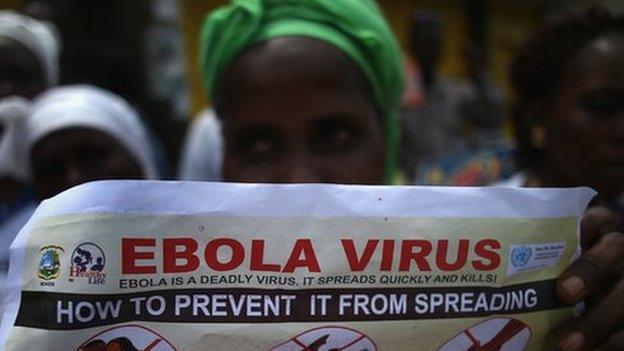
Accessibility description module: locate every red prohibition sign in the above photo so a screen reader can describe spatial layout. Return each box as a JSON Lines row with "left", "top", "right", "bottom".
{"left": 270, "top": 326, "right": 377, "bottom": 351}
{"left": 76, "top": 324, "right": 178, "bottom": 351}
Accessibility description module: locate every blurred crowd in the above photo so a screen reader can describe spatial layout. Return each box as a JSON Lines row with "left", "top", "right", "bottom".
{"left": 0, "top": 0, "right": 623, "bottom": 278}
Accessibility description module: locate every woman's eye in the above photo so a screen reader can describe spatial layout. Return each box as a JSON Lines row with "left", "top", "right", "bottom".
{"left": 326, "top": 128, "right": 356, "bottom": 149}
{"left": 8, "top": 67, "right": 37, "bottom": 84}
{"left": 580, "top": 91, "right": 624, "bottom": 118}
{"left": 249, "top": 138, "right": 274, "bottom": 156}
{"left": 34, "top": 157, "right": 65, "bottom": 178}
{"left": 80, "top": 145, "right": 108, "bottom": 161}
{"left": 333, "top": 129, "right": 353, "bottom": 144}
{"left": 235, "top": 132, "right": 279, "bottom": 163}
{"left": 585, "top": 100, "right": 619, "bottom": 115}
{"left": 313, "top": 117, "right": 361, "bottom": 153}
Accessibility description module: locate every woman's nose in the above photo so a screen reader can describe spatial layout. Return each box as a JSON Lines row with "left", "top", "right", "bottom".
{"left": 64, "top": 160, "right": 89, "bottom": 188}
{"left": 281, "top": 153, "right": 321, "bottom": 183}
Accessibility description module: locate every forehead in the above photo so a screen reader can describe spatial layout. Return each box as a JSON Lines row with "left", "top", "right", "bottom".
{"left": 33, "top": 128, "right": 122, "bottom": 153}
{"left": 219, "top": 37, "right": 374, "bottom": 123}
{"left": 562, "top": 34, "right": 624, "bottom": 90}
{"left": 0, "top": 36, "right": 41, "bottom": 70}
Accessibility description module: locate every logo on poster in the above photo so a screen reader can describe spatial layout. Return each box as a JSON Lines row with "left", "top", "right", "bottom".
{"left": 69, "top": 242, "right": 107, "bottom": 285}
{"left": 38, "top": 245, "right": 64, "bottom": 283}
{"left": 511, "top": 246, "right": 532, "bottom": 268}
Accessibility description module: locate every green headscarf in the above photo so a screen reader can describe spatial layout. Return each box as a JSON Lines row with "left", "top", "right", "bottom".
{"left": 199, "top": 0, "right": 405, "bottom": 183}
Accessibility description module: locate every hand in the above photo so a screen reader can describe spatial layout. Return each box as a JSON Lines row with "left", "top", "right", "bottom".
{"left": 555, "top": 206, "right": 624, "bottom": 350}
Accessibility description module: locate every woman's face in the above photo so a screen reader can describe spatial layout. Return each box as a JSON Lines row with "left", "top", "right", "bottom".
{"left": 542, "top": 34, "right": 624, "bottom": 200}
{"left": 31, "top": 128, "right": 144, "bottom": 200}
{"left": 0, "top": 37, "right": 46, "bottom": 100}
{"left": 219, "top": 37, "right": 384, "bottom": 184}
{"left": 0, "top": 37, "right": 46, "bottom": 202}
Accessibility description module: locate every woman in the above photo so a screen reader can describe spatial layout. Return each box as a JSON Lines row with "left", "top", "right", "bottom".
{"left": 0, "top": 10, "right": 59, "bottom": 100}
{"left": 25, "top": 85, "right": 158, "bottom": 200}
{"left": 200, "top": 2, "right": 624, "bottom": 350}
{"left": 0, "top": 11, "right": 60, "bottom": 316}
{"left": 510, "top": 10, "right": 624, "bottom": 216}
{"left": 200, "top": 0, "right": 404, "bottom": 184}
{"left": 506, "top": 12, "right": 624, "bottom": 349}
{"left": 0, "top": 10, "right": 60, "bottom": 223}
{"left": 1, "top": 84, "right": 157, "bottom": 322}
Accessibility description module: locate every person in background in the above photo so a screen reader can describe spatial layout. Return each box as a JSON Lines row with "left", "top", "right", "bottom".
{"left": 0, "top": 11, "right": 60, "bottom": 310}
{"left": 400, "top": 10, "right": 503, "bottom": 180}
{"left": 508, "top": 9, "right": 624, "bottom": 225}
{"left": 0, "top": 99, "right": 30, "bottom": 224}
{"left": 0, "top": 10, "right": 58, "bottom": 100}
{"left": 200, "top": 2, "right": 624, "bottom": 349}
{"left": 400, "top": 53, "right": 425, "bottom": 110}
{"left": 502, "top": 9, "right": 624, "bottom": 350}
{"left": 0, "top": 85, "right": 159, "bottom": 315}
{"left": 177, "top": 108, "right": 223, "bottom": 181}
{"left": 460, "top": 42, "right": 505, "bottom": 147}
{"left": 0, "top": 99, "right": 31, "bottom": 318}
{"left": 0, "top": 10, "right": 59, "bottom": 224}
{"left": 25, "top": 85, "right": 159, "bottom": 201}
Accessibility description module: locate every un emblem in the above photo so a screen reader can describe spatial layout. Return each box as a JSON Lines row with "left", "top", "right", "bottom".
{"left": 511, "top": 246, "right": 532, "bottom": 268}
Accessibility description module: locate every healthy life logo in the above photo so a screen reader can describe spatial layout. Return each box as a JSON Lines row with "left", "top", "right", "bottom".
{"left": 69, "top": 242, "right": 107, "bottom": 285}
{"left": 38, "top": 245, "right": 64, "bottom": 284}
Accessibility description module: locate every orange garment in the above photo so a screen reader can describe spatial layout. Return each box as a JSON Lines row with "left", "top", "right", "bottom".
{"left": 401, "top": 55, "right": 425, "bottom": 108}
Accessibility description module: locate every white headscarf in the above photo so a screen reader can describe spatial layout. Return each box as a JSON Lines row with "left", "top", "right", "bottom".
{"left": 0, "top": 11, "right": 60, "bottom": 86}
{"left": 177, "top": 108, "right": 223, "bottom": 181}
{"left": 25, "top": 85, "right": 158, "bottom": 179}
{"left": 0, "top": 97, "right": 30, "bottom": 181}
